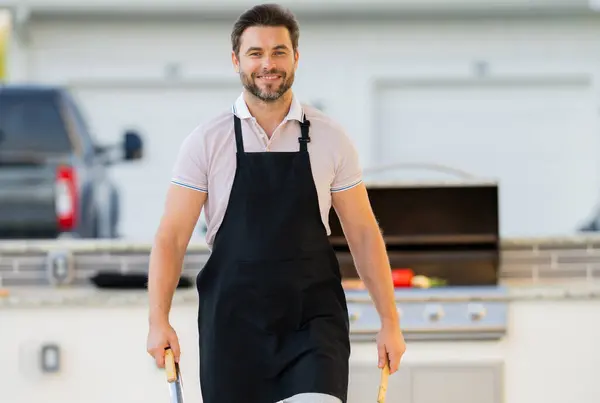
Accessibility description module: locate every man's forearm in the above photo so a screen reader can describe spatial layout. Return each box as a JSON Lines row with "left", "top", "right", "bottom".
{"left": 148, "top": 234, "right": 186, "bottom": 324}
{"left": 349, "top": 226, "right": 399, "bottom": 326}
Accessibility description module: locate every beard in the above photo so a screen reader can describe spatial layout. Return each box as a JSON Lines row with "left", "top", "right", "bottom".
{"left": 240, "top": 69, "right": 295, "bottom": 102}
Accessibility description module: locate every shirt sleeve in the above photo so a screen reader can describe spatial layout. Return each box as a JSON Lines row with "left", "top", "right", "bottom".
{"left": 170, "top": 126, "right": 208, "bottom": 193}
{"left": 331, "top": 128, "right": 363, "bottom": 193}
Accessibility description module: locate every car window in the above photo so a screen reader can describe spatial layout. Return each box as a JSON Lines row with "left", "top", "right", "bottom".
{"left": 0, "top": 91, "right": 72, "bottom": 153}
{"left": 62, "top": 92, "right": 95, "bottom": 153}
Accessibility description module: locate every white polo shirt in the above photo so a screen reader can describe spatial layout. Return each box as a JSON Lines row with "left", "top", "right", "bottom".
{"left": 171, "top": 93, "right": 363, "bottom": 247}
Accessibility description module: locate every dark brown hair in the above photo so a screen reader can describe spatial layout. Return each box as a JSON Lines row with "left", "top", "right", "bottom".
{"left": 231, "top": 4, "right": 300, "bottom": 56}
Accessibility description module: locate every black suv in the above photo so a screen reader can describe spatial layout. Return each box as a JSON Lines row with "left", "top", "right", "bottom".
{"left": 0, "top": 84, "right": 143, "bottom": 239}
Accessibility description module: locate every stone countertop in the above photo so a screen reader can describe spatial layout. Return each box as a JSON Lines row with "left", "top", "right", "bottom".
{"left": 2, "top": 279, "right": 600, "bottom": 309}
{"left": 0, "top": 286, "right": 199, "bottom": 309}
{"left": 2, "top": 233, "right": 600, "bottom": 252}
{"left": 500, "top": 278, "right": 600, "bottom": 300}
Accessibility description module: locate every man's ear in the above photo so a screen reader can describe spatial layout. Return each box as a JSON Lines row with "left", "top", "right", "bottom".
{"left": 294, "top": 49, "right": 300, "bottom": 70}
{"left": 232, "top": 51, "right": 240, "bottom": 73}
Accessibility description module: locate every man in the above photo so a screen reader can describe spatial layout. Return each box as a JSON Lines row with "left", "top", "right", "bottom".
{"left": 146, "top": 4, "right": 406, "bottom": 403}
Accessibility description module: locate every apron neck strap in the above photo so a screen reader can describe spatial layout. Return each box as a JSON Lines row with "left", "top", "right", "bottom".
{"left": 298, "top": 113, "right": 311, "bottom": 152}
{"left": 234, "top": 115, "right": 244, "bottom": 154}
{"left": 234, "top": 114, "right": 311, "bottom": 154}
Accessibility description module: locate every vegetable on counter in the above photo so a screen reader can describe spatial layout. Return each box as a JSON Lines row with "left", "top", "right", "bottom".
{"left": 341, "top": 269, "right": 447, "bottom": 290}
{"left": 391, "top": 268, "right": 414, "bottom": 288}
{"left": 391, "top": 268, "right": 447, "bottom": 289}
{"left": 410, "top": 274, "right": 447, "bottom": 288}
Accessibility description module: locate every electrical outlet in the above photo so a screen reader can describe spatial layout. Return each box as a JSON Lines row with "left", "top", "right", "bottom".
{"left": 40, "top": 343, "right": 61, "bottom": 373}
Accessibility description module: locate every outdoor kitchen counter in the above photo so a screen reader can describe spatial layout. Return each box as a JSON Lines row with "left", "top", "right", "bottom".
{"left": 2, "top": 278, "right": 600, "bottom": 309}
{"left": 3, "top": 233, "right": 600, "bottom": 308}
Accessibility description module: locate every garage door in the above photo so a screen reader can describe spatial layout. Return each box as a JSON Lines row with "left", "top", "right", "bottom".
{"left": 374, "top": 77, "right": 600, "bottom": 237}
{"left": 70, "top": 82, "right": 241, "bottom": 241}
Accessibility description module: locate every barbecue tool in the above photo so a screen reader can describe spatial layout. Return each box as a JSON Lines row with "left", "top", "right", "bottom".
{"left": 164, "top": 347, "right": 185, "bottom": 403}
{"left": 377, "top": 360, "right": 390, "bottom": 403}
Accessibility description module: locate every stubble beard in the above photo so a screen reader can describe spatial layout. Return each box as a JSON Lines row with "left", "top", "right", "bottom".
{"left": 240, "top": 69, "right": 295, "bottom": 103}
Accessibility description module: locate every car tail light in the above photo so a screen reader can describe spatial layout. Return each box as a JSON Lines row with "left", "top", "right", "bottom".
{"left": 55, "top": 165, "right": 78, "bottom": 231}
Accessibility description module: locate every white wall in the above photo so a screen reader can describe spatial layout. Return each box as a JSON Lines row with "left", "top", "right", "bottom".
{"left": 1, "top": 0, "right": 590, "bottom": 14}
{"left": 7, "top": 15, "right": 600, "bottom": 238}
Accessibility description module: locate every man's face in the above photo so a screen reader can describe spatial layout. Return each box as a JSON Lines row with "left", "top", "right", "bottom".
{"left": 233, "top": 26, "right": 298, "bottom": 102}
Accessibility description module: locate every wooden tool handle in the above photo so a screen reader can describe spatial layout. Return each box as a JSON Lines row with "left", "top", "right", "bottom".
{"left": 377, "top": 361, "right": 390, "bottom": 403}
{"left": 164, "top": 347, "right": 177, "bottom": 383}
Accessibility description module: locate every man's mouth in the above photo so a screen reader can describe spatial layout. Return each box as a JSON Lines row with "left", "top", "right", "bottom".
{"left": 258, "top": 74, "right": 282, "bottom": 81}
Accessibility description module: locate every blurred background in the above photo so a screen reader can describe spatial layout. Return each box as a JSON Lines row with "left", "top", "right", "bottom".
{"left": 2, "top": 1, "right": 600, "bottom": 402}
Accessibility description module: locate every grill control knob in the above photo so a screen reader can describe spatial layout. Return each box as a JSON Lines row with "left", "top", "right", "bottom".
{"left": 46, "top": 250, "right": 74, "bottom": 286}
{"left": 424, "top": 305, "right": 444, "bottom": 322}
{"left": 468, "top": 303, "right": 487, "bottom": 321}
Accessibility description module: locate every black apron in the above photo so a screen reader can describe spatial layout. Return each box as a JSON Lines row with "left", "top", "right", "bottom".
{"left": 196, "top": 112, "right": 351, "bottom": 403}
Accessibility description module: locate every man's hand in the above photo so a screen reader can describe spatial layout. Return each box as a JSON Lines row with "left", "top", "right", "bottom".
{"left": 376, "top": 321, "right": 406, "bottom": 374}
{"left": 147, "top": 319, "right": 181, "bottom": 368}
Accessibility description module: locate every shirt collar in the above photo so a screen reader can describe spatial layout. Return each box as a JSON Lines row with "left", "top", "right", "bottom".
{"left": 232, "top": 92, "right": 304, "bottom": 122}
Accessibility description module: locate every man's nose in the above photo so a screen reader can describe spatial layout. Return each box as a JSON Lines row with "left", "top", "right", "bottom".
{"left": 262, "top": 56, "right": 276, "bottom": 70}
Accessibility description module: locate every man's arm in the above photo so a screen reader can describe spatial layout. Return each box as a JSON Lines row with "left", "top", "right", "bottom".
{"left": 332, "top": 183, "right": 405, "bottom": 372}
{"left": 148, "top": 184, "right": 206, "bottom": 324}
{"left": 332, "top": 183, "right": 397, "bottom": 325}
{"left": 146, "top": 184, "right": 206, "bottom": 366}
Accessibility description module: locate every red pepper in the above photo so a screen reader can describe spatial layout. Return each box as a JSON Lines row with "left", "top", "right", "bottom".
{"left": 391, "top": 268, "right": 414, "bottom": 288}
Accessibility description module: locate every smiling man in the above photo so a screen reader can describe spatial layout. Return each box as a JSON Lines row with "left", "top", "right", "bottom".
{"left": 146, "top": 4, "right": 406, "bottom": 403}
